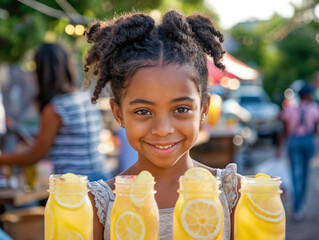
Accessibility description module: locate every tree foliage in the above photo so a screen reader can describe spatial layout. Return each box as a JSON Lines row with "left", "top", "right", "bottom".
{"left": 229, "top": 5, "right": 319, "bottom": 103}
{"left": 263, "top": 25, "right": 319, "bottom": 100}
{"left": 0, "top": 1, "right": 50, "bottom": 62}
{"left": 0, "top": 0, "right": 217, "bottom": 63}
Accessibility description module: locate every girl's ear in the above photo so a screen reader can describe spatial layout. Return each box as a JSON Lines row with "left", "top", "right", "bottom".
{"left": 110, "top": 99, "right": 124, "bottom": 127}
{"left": 201, "top": 95, "right": 210, "bottom": 120}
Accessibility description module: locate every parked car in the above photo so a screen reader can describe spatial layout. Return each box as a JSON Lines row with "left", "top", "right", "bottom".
{"left": 224, "top": 85, "right": 280, "bottom": 140}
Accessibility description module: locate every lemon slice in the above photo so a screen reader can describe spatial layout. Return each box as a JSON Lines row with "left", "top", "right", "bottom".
{"left": 45, "top": 207, "right": 54, "bottom": 240}
{"left": 183, "top": 167, "right": 217, "bottom": 194}
{"left": 181, "top": 198, "right": 222, "bottom": 240}
{"left": 115, "top": 211, "right": 145, "bottom": 240}
{"left": 248, "top": 194, "right": 284, "bottom": 218}
{"left": 129, "top": 171, "right": 153, "bottom": 207}
{"left": 248, "top": 194, "right": 283, "bottom": 216}
{"left": 184, "top": 167, "right": 215, "bottom": 181}
{"left": 55, "top": 193, "right": 85, "bottom": 208}
{"left": 55, "top": 173, "right": 85, "bottom": 208}
{"left": 248, "top": 200, "right": 284, "bottom": 223}
{"left": 255, "top": 173, "right": 271, "bottom": 179}
{"left": 58, "top": 173, "right": 81, "bottom": 183}
{"left": 57, "top": 229, "right": 84, "bottom": 240}
{"left": 247, "top": 172, "right": 284, "bottom": 221}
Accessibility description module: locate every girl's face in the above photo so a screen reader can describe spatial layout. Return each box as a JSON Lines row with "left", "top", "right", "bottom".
{"left": 111, "top": 64, "right": 209, "bottom": 169}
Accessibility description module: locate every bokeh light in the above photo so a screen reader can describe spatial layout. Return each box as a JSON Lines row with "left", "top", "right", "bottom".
{"left": 65, "top": 24, "right": 75, "bottom": 35}
{"left": 228, "top": 78, "right": 240, "bottom": 90}
{"left": 233, "top": 135, "right": 243, "bottom": 146}
{"left": 74, "top": 24, "right": 85, "bottom": 36}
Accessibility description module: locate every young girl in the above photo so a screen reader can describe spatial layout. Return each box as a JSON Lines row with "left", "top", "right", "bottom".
{"left": 85, "top": 10, "right": 239, "bottom": 240}
{"left": 0, "top": 43, "right": 109, "bottom": 181}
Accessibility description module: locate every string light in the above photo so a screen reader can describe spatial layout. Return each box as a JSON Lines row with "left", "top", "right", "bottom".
{"left": 65, "top": 24, "right": 85, "bottom": 36}
{"left": 65, "top": 24, "right": 74, "bottom": 35}
{"left": 74, "top": 24, "right": 85, "bottom": 36}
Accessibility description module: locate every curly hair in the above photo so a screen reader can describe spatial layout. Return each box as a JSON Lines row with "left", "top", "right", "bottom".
{"left": 84, "top": 10, "right": 225, "bottom": 105}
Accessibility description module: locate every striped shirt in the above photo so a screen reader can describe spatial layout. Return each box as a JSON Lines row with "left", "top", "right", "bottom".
{"left": 47, "top": 91, "right": 106, "bottom": 175}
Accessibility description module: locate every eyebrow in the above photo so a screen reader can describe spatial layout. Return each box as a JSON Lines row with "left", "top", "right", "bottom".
{"left": 171, "top": 96, "right": 194, "bottom": 103}
{"left": 129, "top": 99, "right": 155, "bottom": 105}
{"left": 129, "top": 96, "right": 194, "bottom": 105}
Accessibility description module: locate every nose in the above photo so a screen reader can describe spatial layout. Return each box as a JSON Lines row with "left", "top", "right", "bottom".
{"left": 151, "top": 115, "right": 174, "bottom": 137}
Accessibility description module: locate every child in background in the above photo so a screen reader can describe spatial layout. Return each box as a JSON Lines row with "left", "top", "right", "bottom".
{"left": 0, "top": 43, "right": 109, "bottom": 181}
{"left": 86, "top": 10, "right": 240, "bottom": 240}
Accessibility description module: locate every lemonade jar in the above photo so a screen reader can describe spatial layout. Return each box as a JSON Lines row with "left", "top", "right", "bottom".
{"left": 110, "top": 171, "right": 159, "bottom": 240}
{"left": 45, "top": 173, "right": 93, "bottom": 240}
{"left": 234, "top": 173, "right": 286, "bottom": 240}
{"left": 174, "top": 167, "right": 224, "bottom": 240}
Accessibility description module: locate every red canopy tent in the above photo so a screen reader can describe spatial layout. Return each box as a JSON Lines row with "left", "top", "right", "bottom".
{"left": 207, "top": 53, "right": 259, "bottom": 85}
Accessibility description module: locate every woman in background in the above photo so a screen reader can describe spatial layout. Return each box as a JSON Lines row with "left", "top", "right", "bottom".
{"left": 0, "top": 43, "right": 109, "bottom": 181}
{"left": 276, "top": 84, "right": 319, "bottom": 222}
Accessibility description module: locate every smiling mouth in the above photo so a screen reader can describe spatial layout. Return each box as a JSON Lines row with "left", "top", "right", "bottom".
{"left": 154, "top": 144, "right": 174, "bottom": 149}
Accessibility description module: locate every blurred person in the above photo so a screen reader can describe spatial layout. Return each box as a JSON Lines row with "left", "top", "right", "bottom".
{"left": 116, "top": 127, "right": 137, "bottom": 173}
{"left": 0, "top": 43, "right": 110, "bottom": 181}
{"left": 0, "top": 84, "right": 8, "bottom": 188}
{"left": 312, "top": 71, "right": 319, "bottom": 104}
{"left": 0, "top": 87, "right": 6, "bottom": 139}
{"left": 276, "top": 83, "right": 319, "bottom": 222}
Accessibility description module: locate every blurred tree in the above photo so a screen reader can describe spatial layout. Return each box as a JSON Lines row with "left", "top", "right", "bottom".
{"left": 263, "top": 25, "right": 319, "bottom": 98}
{"left": 229, "top": 14, "right": 285, "bottom": 68}
{"left": 0, "top": 0, "right": 50, "bottom": 62}
{"left": 0, "top": 0, "right": 218, "bottom": 63}
{"left": 228, "top": 0, "right": 319, "bottom": 104}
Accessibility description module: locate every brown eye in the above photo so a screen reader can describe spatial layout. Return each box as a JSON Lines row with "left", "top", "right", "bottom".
{"left": 175, "top": 107, "right": 190, "bottom": 114}
{"left": 135, "top": 109, "right": 151, "bottom": 115}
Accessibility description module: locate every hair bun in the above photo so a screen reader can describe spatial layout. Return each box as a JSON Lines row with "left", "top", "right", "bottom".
{"left": 85, "top": 14, "right": 154, "bottom": 55}
{"left": 186, "top": 14, "right": 225, "bottom": 70}
{"left": 111, "top": 13, "right": 155, "bottom": 47}
{"left": 160, "top": 10, "right": 192, "bottom": 43}
{"left": 85, "top": 21, "right": 112, "bottom": 44}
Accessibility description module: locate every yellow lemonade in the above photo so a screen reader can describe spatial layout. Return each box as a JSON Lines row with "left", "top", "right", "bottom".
{"left": 45, "top": 173, "right": 93, "bottom": 240}
{"left": 234, "top": 173, "right": 286, "bottom": 240}
{"left": 174, "top": 167, "right": 224, "bottom": 240}
{"left": 110, "top": 171, "right": 159, "bottom": 240}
